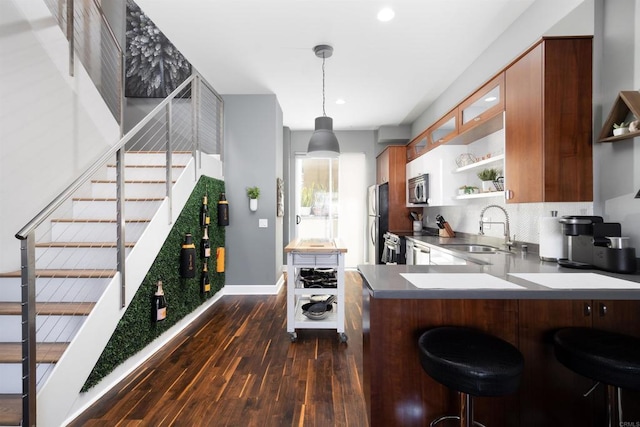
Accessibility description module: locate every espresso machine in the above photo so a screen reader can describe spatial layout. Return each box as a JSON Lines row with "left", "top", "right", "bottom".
{"left": 557, "top": 216, "right": 637, "bottom": 274}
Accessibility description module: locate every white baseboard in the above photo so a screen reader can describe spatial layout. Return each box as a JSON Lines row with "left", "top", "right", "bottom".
{"left": 223, "top": 273, "right": 285, "bottom": 295}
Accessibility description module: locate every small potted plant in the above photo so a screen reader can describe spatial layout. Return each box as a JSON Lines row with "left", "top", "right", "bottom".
{"left": 246, "top": 186, "right": 260, "bottom": 211}
{"left": 458, "top": 185, "right": 479, "bottom": 195}
{"left": 613, "top": 121, "right": 630, "bottom": 136}
{"left": 477, "top": 168, "right": 500, "bottom": 192}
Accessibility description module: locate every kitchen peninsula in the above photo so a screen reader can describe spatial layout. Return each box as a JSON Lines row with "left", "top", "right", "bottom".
{"left": 358, "top": 236, "right": 640, "bottom": 427}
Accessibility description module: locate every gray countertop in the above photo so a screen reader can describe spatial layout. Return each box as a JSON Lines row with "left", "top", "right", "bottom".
{"left": 358, "top": 234, "right": 640, "bottom": 300}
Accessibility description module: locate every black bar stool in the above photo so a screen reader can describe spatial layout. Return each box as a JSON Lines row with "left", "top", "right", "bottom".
{"left": 554, "top": 327, "right": 640, "bottom": 426}
{"left": 418, "top": 327, "right": 524, "bottom": 427}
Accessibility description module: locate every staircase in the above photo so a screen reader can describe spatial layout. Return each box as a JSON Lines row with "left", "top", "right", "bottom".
{"left": 0, "top": 152, "right": 190, "bottom": 426}
{"left": 2, "top": 0, "right": 224, "bottom": 424}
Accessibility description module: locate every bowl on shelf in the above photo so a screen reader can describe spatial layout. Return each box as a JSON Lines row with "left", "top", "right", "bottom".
{"left": 455, "top": 153, "right": 477, "bottom": 167}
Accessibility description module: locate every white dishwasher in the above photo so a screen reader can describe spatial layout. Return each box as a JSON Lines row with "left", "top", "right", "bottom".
{"left": 407, "top": 239, "right": 473, "bottom": 265}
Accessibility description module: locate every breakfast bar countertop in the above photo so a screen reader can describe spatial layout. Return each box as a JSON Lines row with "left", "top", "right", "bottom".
{"left": 358, "top": 233, "right": 640, "bottom": 300}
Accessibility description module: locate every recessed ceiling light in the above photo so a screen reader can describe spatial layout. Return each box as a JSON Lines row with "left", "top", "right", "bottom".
{"left": 377, "top": 7, "right": 395, "bottom": 22}
{"left": 336, "top": 99, "right": 346, "bottom": 105}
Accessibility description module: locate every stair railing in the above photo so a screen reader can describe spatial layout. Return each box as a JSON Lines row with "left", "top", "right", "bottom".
{"left": 43, "top": 0, "right": 125, "bottom": 126}
{"left": 15, "top": 1, "right": 223, "bottom": 423}
{"left": 15, "top": 71, "right": 222, "bottom": 426}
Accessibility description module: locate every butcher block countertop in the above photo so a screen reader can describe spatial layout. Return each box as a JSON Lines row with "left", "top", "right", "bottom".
{"left": 285, "top": 238, "right": 348, "bottom": 253}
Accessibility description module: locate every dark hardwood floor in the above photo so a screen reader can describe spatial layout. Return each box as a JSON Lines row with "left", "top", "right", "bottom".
{"left": 69, "top": 271, "right": 367, "bottom": 427}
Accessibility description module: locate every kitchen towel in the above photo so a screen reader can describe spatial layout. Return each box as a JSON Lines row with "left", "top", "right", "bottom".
{"left": 539, "top": 215, "right": 564, "bottom": 261}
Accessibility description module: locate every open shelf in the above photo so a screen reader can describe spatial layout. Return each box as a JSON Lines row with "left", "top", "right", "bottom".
{"left": 454, "top": 191, "right": 505, "bottom": 200}
{"left": 598, "top": 91, "right": 640, "bottom": 143}
{"left": 454, "top": 154, "right": 505, "bottom": 173}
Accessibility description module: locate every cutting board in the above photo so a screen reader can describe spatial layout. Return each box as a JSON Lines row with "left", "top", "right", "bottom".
{"left": 508, "top": 273, "right": 640, "bottom": 289}
{"left": 401, "top": 273, "right": 524, "bottom": 289}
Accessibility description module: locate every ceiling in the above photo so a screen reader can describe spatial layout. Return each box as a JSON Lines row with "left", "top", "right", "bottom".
{"left": 135, "top": 0, "right": 537, "bottom": 131}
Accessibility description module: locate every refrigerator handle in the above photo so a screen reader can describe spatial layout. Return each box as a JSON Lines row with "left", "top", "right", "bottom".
{"left": 370, "top": 220, "right": 375, "bottom": 245}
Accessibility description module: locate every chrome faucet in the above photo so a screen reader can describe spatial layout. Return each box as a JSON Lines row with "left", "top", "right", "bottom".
{"left": 479, "top": 204, "right": 514, "bottom": 248}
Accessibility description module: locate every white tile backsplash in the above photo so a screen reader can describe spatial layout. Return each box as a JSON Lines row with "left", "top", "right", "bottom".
{"left": 424, "top": 201, "right": 594, "bottom": 244}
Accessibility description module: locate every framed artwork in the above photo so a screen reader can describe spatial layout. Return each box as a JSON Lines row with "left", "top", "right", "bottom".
{"left": 277, "top": 178, "right": 284, "bottom": 217}
{"left": 125, "top": 0, "right": 192, "bottom": 98}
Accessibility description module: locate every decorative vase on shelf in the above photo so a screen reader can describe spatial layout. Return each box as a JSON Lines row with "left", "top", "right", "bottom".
{"left": 249, "top": 198, "right": 258, "bottom": 211}
{"left": 481, "top": 181, "right": 495, "bottom": 192}
{"left": 613, "top": 121, "right": 630, "bottom": 136}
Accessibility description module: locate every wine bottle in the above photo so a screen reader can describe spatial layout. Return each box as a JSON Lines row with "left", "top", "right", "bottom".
{"left": 201, "top": 193, "right": 210, "bottom": 227}
{"left": 180, "top": 233, "right": 196, "bottom": 278}
{"left": 217, "top": 192, "right": 229, "bottom": 226}
{"left": 154, "top": 280, "right": 167, "bottom": 322}
{"left": 201, "top": 226, "right": 211, "bottom": 259}
{"left": 200, "top": 262, "right": 211, "bottom": 294}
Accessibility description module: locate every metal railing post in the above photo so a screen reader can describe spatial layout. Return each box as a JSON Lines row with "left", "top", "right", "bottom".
{"left": 67, "top": 0, "right": 74, "bottom": 76}
{"left": 192, "top": 77, "right": 200, "bottom": 175}
{"left": 116, "top": 148, "right": 126, "bottom": 308}
{"left": 166, "top": 103, "right": 173, "bottom": 224}
{"left": 20, "top": 235, "right": 36, "bottom": 427}
{"left": 119, "top": 51, "right": 125, "bottom": 136}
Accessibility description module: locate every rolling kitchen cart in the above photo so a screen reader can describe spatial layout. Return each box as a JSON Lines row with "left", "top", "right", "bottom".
{"left": 284, "top": 238, "right": 348, "bottom": 343}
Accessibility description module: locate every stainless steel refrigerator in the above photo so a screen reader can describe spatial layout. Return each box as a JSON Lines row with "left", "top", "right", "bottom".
{"left": 367, "top": 183, "right": 389, "bottom": 264}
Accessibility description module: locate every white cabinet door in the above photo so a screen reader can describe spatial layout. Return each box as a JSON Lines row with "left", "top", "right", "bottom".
{"left": 406, "top": 145, "right": 466, "bottom": 206}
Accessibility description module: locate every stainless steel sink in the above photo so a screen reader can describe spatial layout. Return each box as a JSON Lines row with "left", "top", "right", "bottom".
{"left": 440, "top": 244, "right": 511, "bottom": 254}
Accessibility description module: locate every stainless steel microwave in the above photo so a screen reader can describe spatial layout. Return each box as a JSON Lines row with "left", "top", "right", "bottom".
{"left": 408, "top": 174, "right": 429, "bottom": 204}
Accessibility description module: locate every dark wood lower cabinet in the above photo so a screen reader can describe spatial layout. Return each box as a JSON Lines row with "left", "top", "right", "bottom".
{"left": 363, "top": 295, "right": 640, "bottom": 427}
{"left": 364, "top": 296, "right": 519, "bottom": 426}
{"left": 518, "top": 300, "right": 595, "bottom": 426}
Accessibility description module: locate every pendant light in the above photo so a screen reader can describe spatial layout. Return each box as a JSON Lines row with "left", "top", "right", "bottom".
{"left": 307, "top": 44, "right": 340, "bottom": 158}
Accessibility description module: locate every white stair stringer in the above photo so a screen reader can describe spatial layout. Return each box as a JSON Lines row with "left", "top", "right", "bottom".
{"left": 35, "top": 154, "right": 223, "bottom": 427}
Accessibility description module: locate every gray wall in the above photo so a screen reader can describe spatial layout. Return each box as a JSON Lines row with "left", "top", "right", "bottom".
{"left": 593, "top": 0, "right": 640, "bottom": 245}
{"left": 223, "top": 95, "right": 283, "bottom": 287}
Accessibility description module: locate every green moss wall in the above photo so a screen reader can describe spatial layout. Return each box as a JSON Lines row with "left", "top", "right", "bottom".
{"left": 82, "top": 176, "right": 225, "bottom": 391}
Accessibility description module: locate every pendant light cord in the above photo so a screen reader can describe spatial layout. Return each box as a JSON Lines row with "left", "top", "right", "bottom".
{"left": 322, "top": 53, "right": 326, "bottom": 117}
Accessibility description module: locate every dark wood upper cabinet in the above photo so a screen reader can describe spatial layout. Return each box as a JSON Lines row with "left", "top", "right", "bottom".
{"left": 377, "top": 146, "right": 411, "bottom": 231}
{"left": 504, "top": 37, "right": 593, "bottom": 203}
{"left": 458, "top": 73, "right": 504, "bottom": 135}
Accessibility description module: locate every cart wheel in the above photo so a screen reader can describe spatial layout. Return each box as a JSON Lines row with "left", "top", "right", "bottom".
{"left": 289, "top": 332, "right": 297, "bottom": 342}
{"left": 339, "top": 333, "right": 348, "bottom": 343}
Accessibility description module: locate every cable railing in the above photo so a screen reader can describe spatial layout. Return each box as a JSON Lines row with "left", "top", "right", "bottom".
{"left": 15, "top": 71, "right": 222, "bottom": 427}
{"left": 43, "top": 0, "right": 124, "bottom": 124}
{"left": 16, "top": 2, "right": 224, "bottom": 425}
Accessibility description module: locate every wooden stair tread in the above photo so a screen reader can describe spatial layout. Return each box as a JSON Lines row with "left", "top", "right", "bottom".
{"left": 72, "top": 197, "right": 165, "bottom": 201}
{"left": 106, "top": 164, "right": 186, "bottom": 168}
{"left": 0, "top": 301, "right": 95, "bottom": 316}
{"left": 50, "top": 218, "right": 149, "bottom": 223}
{"left": 0, "top": 394, "right": 21, "bottom": 426}
{"left": 125, "top": 150, "right": 192, "bottom": 154}
{"left": 0, "top": 269, "right": 116, "bottom": 278}
{"left": 0, "top": 342, "right": 68, "bottom": 363}
{"left": 35, "top": 242, "right": 135, "bottom": 248}
{"left": 90, "top": 180, "right": 176, "bottom": 184}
